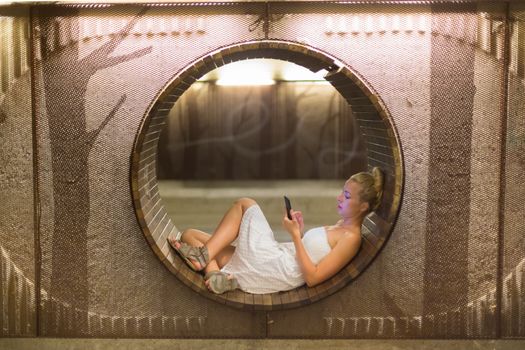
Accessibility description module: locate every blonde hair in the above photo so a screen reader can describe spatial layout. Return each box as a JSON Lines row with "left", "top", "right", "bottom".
{"left": 349, "top": 167, "right": 384, "bottom": 212}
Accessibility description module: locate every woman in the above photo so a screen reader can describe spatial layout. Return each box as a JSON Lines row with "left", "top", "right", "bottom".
{"left": 168, "top": 167, "right": 383, "bottom": 294}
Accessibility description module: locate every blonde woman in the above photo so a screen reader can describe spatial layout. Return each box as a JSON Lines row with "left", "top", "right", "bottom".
{"left": 168, "top": 168, "right": 383, "bottom": 294}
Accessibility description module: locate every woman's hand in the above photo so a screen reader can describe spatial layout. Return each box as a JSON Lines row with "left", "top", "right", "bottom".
{"left": 283, "top": 209, "right": 304, "bottom": 240}
{"left": 292, "top": 210, "right": 304, "bottom": 234}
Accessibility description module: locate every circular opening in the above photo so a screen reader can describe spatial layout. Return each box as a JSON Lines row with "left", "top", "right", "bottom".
{"left": 156, "top": 57, "right": 368, "bottom": 243}
{"left": 131, "top": 40, "right": 404, "bottom": 310}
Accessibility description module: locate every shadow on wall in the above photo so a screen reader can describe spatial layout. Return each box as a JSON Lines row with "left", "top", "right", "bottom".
{"left": 40, "top": 7, "right": 152, "bottom": 329}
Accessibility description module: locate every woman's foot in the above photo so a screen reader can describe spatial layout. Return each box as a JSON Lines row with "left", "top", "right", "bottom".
{"left": 204, "top": 271, "right": 239, "bottom": 294}
{"left": 168, "top": 235, "right": 209, "bottom": 271}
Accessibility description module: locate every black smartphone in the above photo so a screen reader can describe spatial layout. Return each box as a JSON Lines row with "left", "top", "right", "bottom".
{"left": 284, "top": 196, "right": 292, "bottom": 220}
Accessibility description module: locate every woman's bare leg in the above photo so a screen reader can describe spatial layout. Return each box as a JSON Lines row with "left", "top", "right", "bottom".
{"left": 172, "top": 197, "right": 256, "bottom": 270}
{"left": 205, "top": 197, "right": 255, "bottom": 260}
{"left": 179, "top": 229, "right": 237, "bottom": 291}
{"left": 180, "top": 229, "right": 235, "bottom": 274}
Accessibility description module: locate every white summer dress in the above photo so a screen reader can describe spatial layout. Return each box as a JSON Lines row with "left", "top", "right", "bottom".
{"left": 220, "top": 204, "right": 332, "bottom": 294}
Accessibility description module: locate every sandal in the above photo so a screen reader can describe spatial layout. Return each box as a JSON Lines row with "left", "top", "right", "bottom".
{"left": 204, "top": 271, "right": 239, "bottom": 294}
{"left": 168, "top": 233, "right": 209, "bottom": 271}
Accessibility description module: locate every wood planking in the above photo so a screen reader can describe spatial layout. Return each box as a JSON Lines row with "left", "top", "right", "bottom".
{"left": 142, "top": 195, "right": 162, "bottom": 223}
{"left": 224, "top": 289, "right": 245, "bottom": 309}
{"left": 147, "top": 207, "right": 167, "bottom": 240}
{"left": 270, "top": 292, "right": 283, "bottom": 310}
{"left": 151, "top": 211, "right": 171, "bottom": 244}
{"left": 142, "top": 128, "right": 162, "bottom": 144}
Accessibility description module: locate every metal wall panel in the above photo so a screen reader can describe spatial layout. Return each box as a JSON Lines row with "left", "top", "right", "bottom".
{"left": 0, "top": 1, "right": 520, "bottom": 339}
{"left": 0, "top": 6, "right": 36, "bottom": 337}
{"left": 502, "top": 3, "right": 525, "bottom": 339}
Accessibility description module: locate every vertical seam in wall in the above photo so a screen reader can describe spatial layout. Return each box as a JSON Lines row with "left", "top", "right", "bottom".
{"left": 496, "top": 1, "right": 511, "bottom": 340}
{"left": 266, "top": 312, "right": 268, "bottom": 338}
{"left": 29, "top": 4, "right": 41, "bottom": 337}
{"left": 423, "top": 5, "right": 476, "bottom": 322}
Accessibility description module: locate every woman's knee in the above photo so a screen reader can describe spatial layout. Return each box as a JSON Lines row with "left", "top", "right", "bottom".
{"left": 181, "top": 228, "right": 211, "bottom": 244}
{"left": 235, "top": 197, "right": 257, "bottom": 211}
{"left": 180, "top": 228, "right": 198, "bottom": 242}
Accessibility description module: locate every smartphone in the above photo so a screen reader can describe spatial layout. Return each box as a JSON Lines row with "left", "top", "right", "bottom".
{"left": 284, "top": 196, "right": 292, "bottom": 220}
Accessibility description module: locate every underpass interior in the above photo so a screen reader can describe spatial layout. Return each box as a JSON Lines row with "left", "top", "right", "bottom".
{"left": 0, "top": 0, "right": 524, "bottom": 348}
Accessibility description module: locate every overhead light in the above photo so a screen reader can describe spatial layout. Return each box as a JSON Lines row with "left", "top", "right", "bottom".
{"left": 214, "top": 60, "right": 274, "bottom": 86}
{"left": 216, "top": 77, "right": 275, "bottom": 86}
{"left": 405, "top": 15, "right": 414, "bottom": 32}
{"left": 337, "top": 16, "right": 347, "bottom": 34}
{"left": 418, "top": 15, "right": 428, "bottom": 33}
{"left": 280, "top": 64, "right": 327, "bottom": 84}
{"left": 392, "top": 15, "right": 401, "bottom": 32}
{"left": 351, "top": 15, "right": 360, "bottom": 34}
{"left": 170, "top": 17, "right": 179, "bottom": 34}
{"left": 378, "top": 15, "right": 387, "bottom": 33}
{"left": 201, "top": 59, "right": 330, "bottom": 86}
{"left": 365, "top": 15, "right": 374, "bottom": 34}
{"left": 325, "top": 16, "right": 334, "bottom": 34}
{"left": 196, "top": 17, "right": 205, "bottom": 33}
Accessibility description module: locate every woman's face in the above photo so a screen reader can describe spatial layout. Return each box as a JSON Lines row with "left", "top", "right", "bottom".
{"left": 336, "top": 180, "right": 369, "bottom": 220}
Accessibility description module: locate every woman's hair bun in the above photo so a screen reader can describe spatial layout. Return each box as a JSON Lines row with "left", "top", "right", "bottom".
{"left": 349, "top": 167, "right": 384, "bottom": 213}
{"left": 371, "top": 167, "right": 384, "bottom": 210}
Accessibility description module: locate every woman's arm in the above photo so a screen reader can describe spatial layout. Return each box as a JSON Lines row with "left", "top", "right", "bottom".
{"left": 292, "top": 232, "right": 361, "bottom": 288}
{"left": 283, "top": 211, "right": 362, "bottom": 287}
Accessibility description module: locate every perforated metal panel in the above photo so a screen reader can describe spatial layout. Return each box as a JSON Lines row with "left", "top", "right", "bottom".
{"left": 0, "top": 6, "right": 36, "bottom": 337}
{"left": 267, "top": 3, "right": 504, "bottom": 339}
{"left": 34, "top": 3, "right": 267, "bottom": 338}
{"left": 502, "top": 3, "right": 525, "bottom": 339}
{"left": 0, "top": 0, "right": 522, "bottom": 339}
